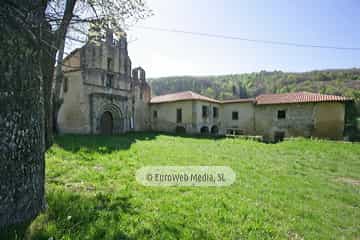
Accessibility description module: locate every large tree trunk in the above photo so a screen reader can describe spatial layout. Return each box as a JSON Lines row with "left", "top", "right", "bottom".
{"left": 0, "top": 0, "right": 48, "bottom": 235}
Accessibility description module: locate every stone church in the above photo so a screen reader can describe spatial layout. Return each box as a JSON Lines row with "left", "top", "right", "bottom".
{"left": 57, "top": 28, "right": 151, "bottom": 134}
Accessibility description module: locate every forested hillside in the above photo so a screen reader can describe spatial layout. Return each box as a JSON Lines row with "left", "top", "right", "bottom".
{"left": 149, "top": 69, "right": 360, "bottom": 104}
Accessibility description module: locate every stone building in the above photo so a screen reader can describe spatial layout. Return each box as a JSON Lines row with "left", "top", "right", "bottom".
{"left": 149, "top": 91, "right": 222, "bottom": 134}
{"left": 149, "top": 91, "right": 350, "bottom": 141}
{"left": 57, "top": 29, "right": 150, "bottom": 134}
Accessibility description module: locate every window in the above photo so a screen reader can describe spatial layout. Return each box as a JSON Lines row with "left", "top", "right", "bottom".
{"left": 107, "top": 58, "right": 113, "bottom": 71}
{"left": 202, "top": 106, "right": 209, "bottom": 118}
{"left": 106, "top": 74, "right": 113, "bottom": 88}
{"left": 213, "top": 107, "right": 218, "bottom": 118}
{"left": 130, "top": 117, "right": 134, "bottom": 129}
{"left": 277, "top": 110, "right": 286, "bottom": 119}
{"left": 153, "top": 110, "right": 158, "bottom": 119}
{"left": 101, "top": 73, "right": 105, "bottom": 86}
{"left": 63, "top": 77, "right": 68, "bottom": 93}
{"left": 176, "top": 108, "right": 182, "bottom": 123}
{"left": 232, "top": 111, "right": 238, "bottom": 120}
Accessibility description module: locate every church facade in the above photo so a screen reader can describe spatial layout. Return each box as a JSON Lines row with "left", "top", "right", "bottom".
{"left": 57, "top": 29, "right": 151, "bottom": 134}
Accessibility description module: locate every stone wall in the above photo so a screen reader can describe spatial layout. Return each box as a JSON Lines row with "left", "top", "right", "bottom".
{"left": 57, "top": 71, "right": 89, "bottom": 133}
{"left": 254, "top": 102, "right": 346, "bottom": 141}
{"left": 254, "top": 103, "right": 316, "bottom": 141}
{"left": 150, "top": 101, "right": 195, "bottom": 133}
{"left": 221, "top": 102, "right": 255, "bottom": 135}
{"left": 313, "top": 102, "right": 345, "bottom": 139}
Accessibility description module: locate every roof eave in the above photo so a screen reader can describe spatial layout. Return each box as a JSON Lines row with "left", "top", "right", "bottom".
{"left": 150, "top": 98, "right": 221, "bottom": 104}
{"left": 256, "top": 99, "right": 350, "bottom": 105}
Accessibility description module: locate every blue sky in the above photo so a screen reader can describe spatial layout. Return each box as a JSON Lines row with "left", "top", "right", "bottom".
{"left": 127, "top": 0, "right": 360, "bottom": 77}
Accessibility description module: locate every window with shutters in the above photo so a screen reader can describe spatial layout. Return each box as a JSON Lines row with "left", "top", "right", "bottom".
{"left": 277, "top": 110, "right": 286, "bottom": 119}
{"left": 63, "top": 77, "right": 68, "bottom": 93}
{"left": 232, "top": 111, "right": 238, "bottom": 120}
{"left": 202, "top": 106, "right": 208, "bottom": 118}
{"left": 176, "top": 108, "right": 182, "bottom": 123}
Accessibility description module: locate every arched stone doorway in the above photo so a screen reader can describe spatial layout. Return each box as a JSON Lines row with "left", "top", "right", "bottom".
{"left": 96, "top": 104, "right": 124, "bottom": 134}
{"left": 211, "top": 125, "right": 219, "bottom": 135}
{"left": 200, "top": 126, "right": 209, "bottom": 135}
{"left": 100, "top": 111, "right": 113, "bottom": 135}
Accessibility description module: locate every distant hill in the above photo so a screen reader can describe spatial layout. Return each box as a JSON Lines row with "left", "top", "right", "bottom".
{"left": 149, "top": 68, "right": 360, "bottom": 111}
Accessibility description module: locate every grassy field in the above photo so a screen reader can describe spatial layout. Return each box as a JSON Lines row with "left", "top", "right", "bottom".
{"left": 29, "top": 133, "right": 360, "bottom": 240}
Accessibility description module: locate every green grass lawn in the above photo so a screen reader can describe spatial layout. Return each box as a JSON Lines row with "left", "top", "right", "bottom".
{"left": 30, "top": 133, "right": 360, "bottom": 240}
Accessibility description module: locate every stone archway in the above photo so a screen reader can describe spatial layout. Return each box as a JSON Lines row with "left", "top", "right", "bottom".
{"left": 97, "top": 104, "right": 124, "bottom": 134}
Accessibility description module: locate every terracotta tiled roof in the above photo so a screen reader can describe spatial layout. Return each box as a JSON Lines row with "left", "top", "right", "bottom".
{"left": 221, "top": 98, "right": 255, "bottom": 103}
{"left": 150, "top": 91, "right": 350, "bottom": 105}
{"left": 150, "top": 91, "right": 220, "bottom": 104}
{"left": 256, "top": 91, "right": 350, "bottom": 105}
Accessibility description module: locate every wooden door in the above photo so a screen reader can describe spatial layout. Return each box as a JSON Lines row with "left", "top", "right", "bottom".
{"left": 100, "top": 111, "right": 113, "bottom": 135}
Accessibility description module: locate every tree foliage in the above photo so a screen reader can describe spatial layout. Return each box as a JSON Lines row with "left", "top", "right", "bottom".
{"left": 150, "top": 69, "right": 360, "bottom": 111}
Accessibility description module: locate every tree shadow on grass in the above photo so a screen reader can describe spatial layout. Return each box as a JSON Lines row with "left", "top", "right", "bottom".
{"left": 54, "top": 132, "right": 160, "bottom": 154}
{"left": 29, "top": 188, "right": 136, "bottom": 240}
{"left": 157, "top": 131, "right": 226, "bottom": 141}
{"left": 29, "top": 188, "right": 215, "bottom": 240}
{"left": 54, "top": 131, "right": 226, "bottom": 155}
